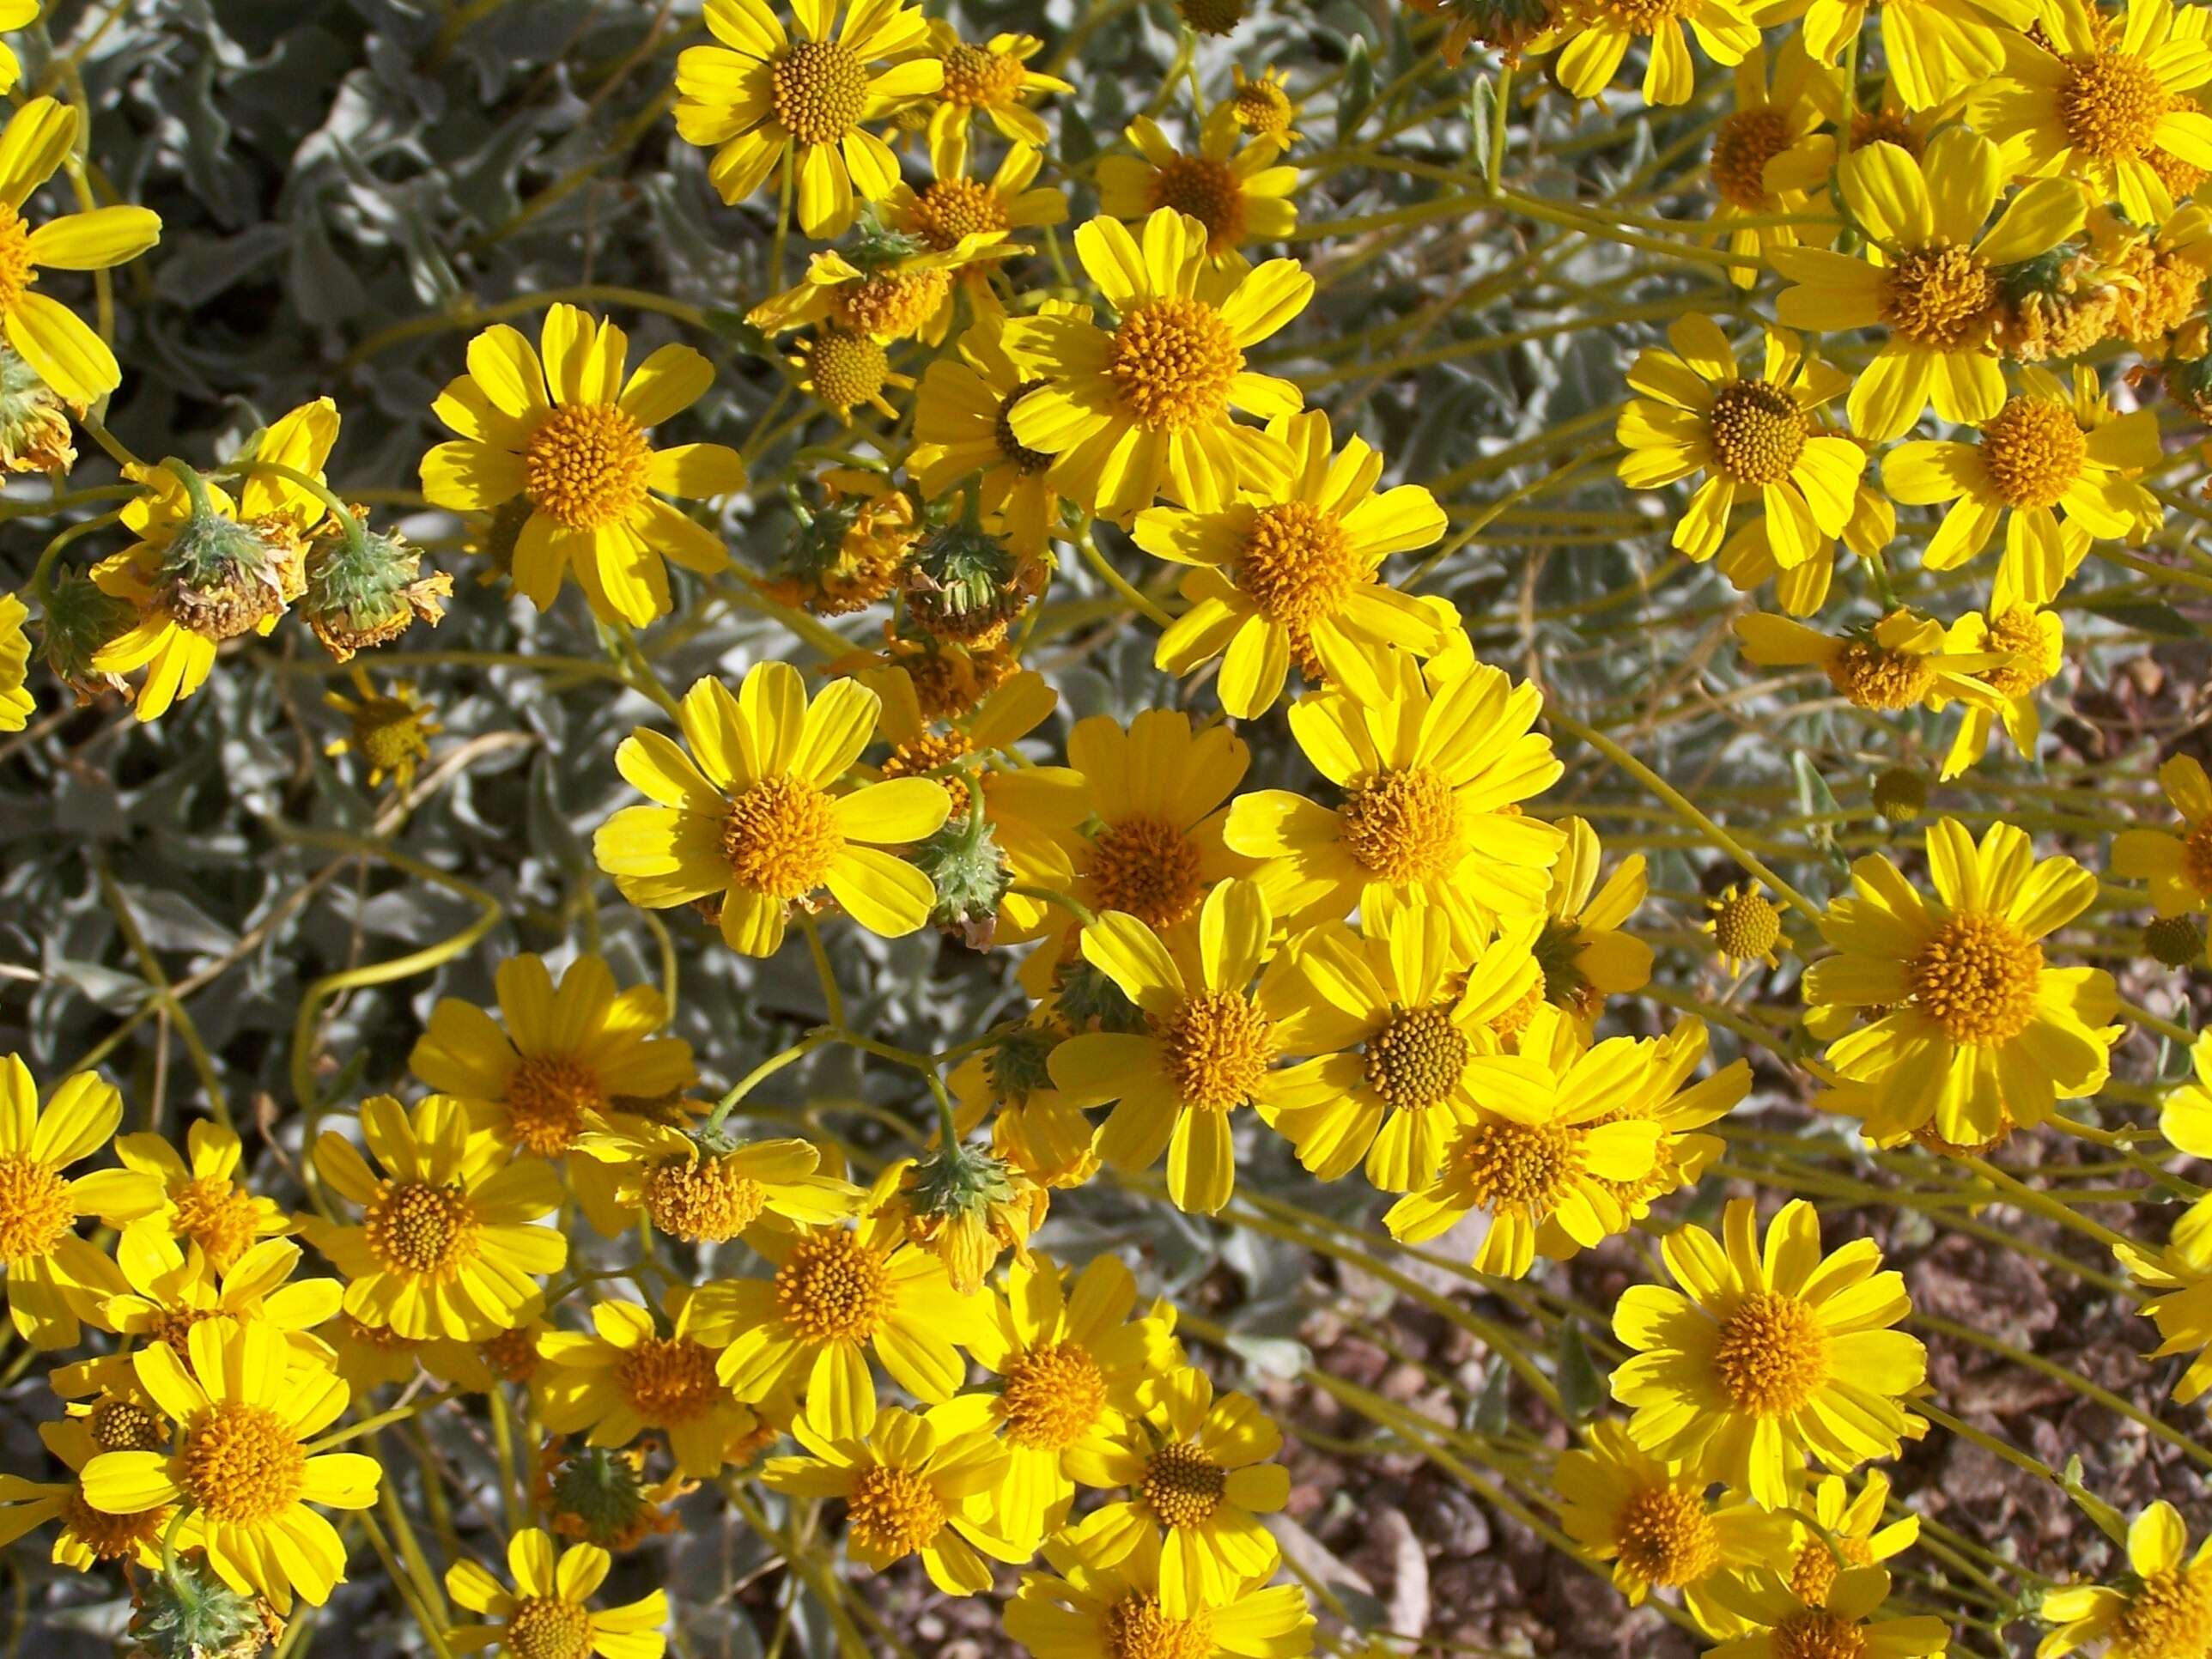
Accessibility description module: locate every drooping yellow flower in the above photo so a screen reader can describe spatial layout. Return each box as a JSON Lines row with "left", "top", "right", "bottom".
{"left": 1610, "top": 1198, "right": 1926, "bottom": 1508}
{"left": 1064, "top": 1365, "right": 1290, "bottom": 1617}
{"left": 535, "top": 1291, "right": 763, "bottom": 1480}
{"left": 1772, "top": 131, "right": 2086, "bottom": 441}
{"left": 1802, "top": 819, "right": 2117, "bottom": 1145}
{"left": 1553, "top": 1419, "right": 1793, "bottom": 1632}
{"left": 672, "top": 0, "right": 942, "bottom": 236}
{"left": 1001, "top": 207, "right": 1313, "bottom": 524}
{"left": 0, "top": 591, "right": 32, "bottom": 731}
{"left": 2115, "top": 756, "right": 2212, "bottom": 920}
{"left": 1705, "top": 42, "right": 1832, "bottom": 284}
{"left": 1978, "top": 0, "right": 2212, "bottom": 222}
{"left": 1783, "top": 1471, "right": 1921, "bottom": 1607}
{"left": 1382, "top": 1003, "right": 1665, "bottom": 1278}
{"left": 1933, "top": 601, "right": 2064, "bottom": 780}
{"left": 574, "top": 1118, "right": 860, "bottom": 1243}
{"left": 764, "top": 1399, "right": 1024, "bottom": 1595}
{"left": 0, "top": 96, "right": 161, "bottom": 404}
{"left": 1097, "top": 106, "right": 1298, "bottom": 261}
{"left": 886, "top": 137, "right": 1068, "bottom": 330}
{"left": 1224, "top": 64, "right": 1304, "bottom": 146}
{"left": 80, "top": 1320, "right": 380, "bottom": 1611}
{"left": 592, "top": 661, "right": 950, "bottom": 957}
{"left": 1708, "top": 1567, "right": 1949, "bottom": 1659}
{"left": 1223, "top": 655, "right": 1565, "bottom": 955}
{"left": 1733, "top": 608, "right": 2010, "bottom": 719}
{"left": 745, "top": 227, "right": 1018, "bottom": 348}
{"left": 1793, "top": 0, "right": 2033, "bottom": 109}
{"left": 1136, "top": 407, "right": 1449, "bottom": 718}
{"left": 0, "top": 1413, "right": 194, "bottom": 1572}
{"left": 1534, "top": 816, "right": 1653, "bottom": 1024}
{"left": 0, "top": 1056, "right": 159, "bottom": 1348}
{"left": 2039, "top": 1503, "right": 2212, "bottom": 1659}
{"left": 1617, "top": 316, "right": 1865, "bottom": 570}
{"left": 913, "top": 308, "right": 1078, "bottom": 562}
{"left": 112, "top": 1119, "right": 291, "bottom": 1273}
{"left": 419, "top": 304, "right": 744, "bottom": 626}
{"left": 1007, "top": 1521, "right": 1316, "bottom": 1659}
{"left": 918, "top": 26, "right": 1071, "bottom": 175}
{"left": 300, "top": 1093, "right": 567, "bottom": 1340}
{"left": 322, "top": 668, "right": 441, "bottom": 791}
{"left": 446, "top": 1527, "right": 668, "bottom": 1659}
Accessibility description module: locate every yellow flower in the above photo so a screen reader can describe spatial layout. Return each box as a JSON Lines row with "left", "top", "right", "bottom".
{"left": 113, "top": 1119, "right": 292, "bottom": 1273}
{"left": 104, "top": 1234, "right": 339, "bottom": 1354}
{"left": 419, "top": 304, "right": 743, "bottom": 626}
{"left": 2121, "top": 1232, "right": 2212, "bottom": 1402}
{"left": 2040, "top": 1503, "right": 2212, "bottom": 1659}
{"left": 1382, "top": 1003, "right": 1666, "bottom": 1278}
{"left": 1794, "top": 0, "right": 2033, "bottom": 109}
{"left": 592, "top": 661, "right": 950, "bottom": 957}
{"left": 0, "top": 96, "right": 161, "bottom": 404}
{"left": 1711, "top": 471, "right": 1893, "bottom": 617}
{"left": 885, "top": 136, "right": 1069, "bottom": 326}
{"left": 746, "top": 228, "right": 1018, "bottom": 348}
{"left": 948, "top": 1023, "right": 1101, "bottom": 1189}
{"left": 1707, "top": 881, "right": 1785, "bottom": 971}
{"left": 91, "top": 401, "right": 337, "bottom": 721}
{"left": 1045, "top": 878, "right": 1318, "bottom": 1216}
{"left": 1783, "top": 1471, "right": 1921, "bottom": 1607}
{"left": 1610, "top": 1197, "right": 1926, "bottom": 1508}
{"left": 1553, "top": 1419, "right": 1793, "bottom": 1631}
{"left": 684, "top": 1181, "right": 999, "bottom": 1439}
{"left": 0, "top": 1413, "right": 194, "bottom": 1571}
{"left": 0, "top": 3, "right": 38, "bottom": 94}
{"left": 1097, "top": 106, "right": 1299, "bottom": 261}
{"left": 672, "top": 0, "right": 942, "bottom": 236}
{"left": 322, "top": 667, "right": 441, "bottom": 791}
{"left": 447, "top": 1527, "right": 667, "bottom": 1659}
{"left": 963, "top": 1250, "right": 1182, "bottom": 1548}
{"left": 300, "top": 1093, "right": 567, "bottom": 1340}
{"left": 574, "top": 1118, "right": 860, "bottom": 1243}
{"left": 1599, "top": 1016, "right": 1747, "bottom": 1224}
{"left": 1885, "top": 365, "right": 2159, "bottom": 606}
{"left": 2113, "top": 757, "right": 2212, "bottom": 919}
{"left": 1222, "top": 654, "right": 1566, "bottom": 956}
{"left": 1062, "top": 1365, "right": 1289, "bottom": 1617}
{"left": 791, "top": 323, "right": 914, "bottom": 422}
{"left": 1224, "top": 64, "right": 1304, "bottom": 146}
{"left": 1553, "top": 0, "right": 1759, "bottom": 105}
{"left": 1534, "top": 816, "right": 1653, "bottom": 1024}
{"left": 1933, "top": 602, "right": 2064, "bottom": 780}
{"left": 1709, "top": 1567, "right": 1949, "bottom": 1659}
{"left": 919, "top": 26, "right": 1072, "bottom": 176}
{"left": 1617, "top": 316, "right": 1864, "bottom": 570}
{"left": 536, "top": 1291, "right": 763, "bottom": 1480}
{"left": 0, "top": 591, "right": 32, "bottom": 731}
{"left": 1007, "top": 1523, "right": 1316, "bottom": 1658}
{"left": 1001, "top": 207, "right": 1313, "bottom": 523}
{"left": 1705, "top": 42, "right": 1832, "bottom": 285}
{"left": 1733, "top": 608, "right": 2010, "bottom": 718}
{"left": 2155, "top": 1035, "right": 2212, "bottom": 1260}
{"left": 1802, "top": 818, "right": 2117, "bottom": 1145}
{"left": 80, "top": 1319, "right": 380, "bottom": 1610}
{"left": 1265, "top": 904, "right": 1541, "bottom": 1191}
{"left": 913, "top": 308, "right": 1077, "bottom": 561}
{"left": 1773, "top": 131, "right": 2086, "bottom": 441}
{"left": 763, "top": 1399, "right": 1024, "bottom": 1594}
{"left": 0, "top": 1056, "right": 159, "bottom": 1348}
{"left": 1978, "top": 0, "right": 2212, "bottom": 222}
{"left": 1136, "top": 407, "right": 1449, "bottom": 718}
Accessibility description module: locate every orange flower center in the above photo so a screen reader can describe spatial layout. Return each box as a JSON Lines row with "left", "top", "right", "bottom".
{"left": 172, "top": 1176, "right": 263, "bottom": 1270}
{"left": 1339, "top": 766, "right": 1464, "bottom": 882}
{"left": 1977, "top": 394, "right": 2086, "bottom": 509}
{"left": 507, "top": 1594, "right": 593, "bottom": 1659}
{"left": 939, "top": 42, "right": 1026, "bottom": 108}
{"left": 770, "top": 40, "right": 869, "bottom": 144}
{"left": 1826, "top": 638, "right": 1936, "bottom": 711}
{"left": 0, "top": 1151, "right": 71, "bottom": 1263}
{"left": 1706, "top": 379, "right": 1807, "bottom": 486}
{"left": 615, "top": 1333, "right": 724, "bottom": 1425}
{"left": 1237, "top": 499, "right": 1361, "bottom": 629}
{"left": 1447, "top": 1117, "right": 1579, "bottom": 1216}
{"left": 1880, "top": 244, "right": 1997, "bottom": 349}
{"left": 61, "top": 1488, "right": 168, "bottom": 1561}
{"left": 1151, "top": 155, "right": 1247, "bottom": 252}
{"left": 1231, "top": 79, "right": 1295, "bottom": 140}
{"left": 845, "top": 1464, "right": 946, "bottom": 1558}
{"left": 1909, "top": 913, "right": 2044, "bottom": 1043}
{"left": 522, "top": 404, "right": 653, "bottom": 531}
{"left": 911, "top": 176, "right": 1012, "bottom": 249}
{"left": 834, "top": 270, "right": 951, "bottom": 340}
{"left": 1711, "top": 108, "right": 1791, "bottom": 209}
{"left": 1000, "top": 1340, "right": 1109, "bottom": 1449}
{"left": 1790, "top": 1534, "right": 1874, "bottom": 1605}
{"left": 1614, "top": 1484, "right": 1722, "bottom": 1586}
{"left": 1140, "top": 1439, "right": 1227, "bottom": 1528}
{"left": 773, "top": 1231, "right": 893, "bottom": 1342}
{"left": 2113, "top": 1566, "right": 2212, "bottom": 1655}
{"left": 1107, "top": 297, "right": 1243, "bottom": 431}
{"left": 364, "top": 1179, "right": 479, "bottom": 1279}
{"left": 2059, "top": 51, "right": 2169, "bottom": 161}
{"left": 1160, "top": 989, "right": 1274, "bottom": 1111}
{"left": 721, "top": 775, "right": 843, "bottom": 899}
{"left": 180, "top": 1401, "right": 307, "bottom": 1523}
{"left": 1771, "top": 1610, "right": 1869, "bottom": 1659}
{"left": 1086, "top": 813, "right": 1206, "bottom": 929}
{"left": 506, "top": 1054, "right": 606, "bottom": 1155}
{"left": 0, "top": 207, "right": 34, "bottom": 313}
{"left": 1104, "top": 1593, "right": 1216, "bottom": 1659}
{"left": 1713, "top": 1291, "right": 1830, "bottom": 1416}
{"left": 642, "top": 1153, "right": 769, "bottom": 1243}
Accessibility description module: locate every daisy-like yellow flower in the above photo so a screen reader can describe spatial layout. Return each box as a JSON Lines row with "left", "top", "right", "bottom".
{"left": 322, "top": 668, "right": 440, "bottom": 791}
{"left": 2040, "top": 1502, "right": 2212, "bottom": 1659}
{"left": 1065, "top": 1366, "right": 1290, "bottom": 1616}
{"left": 1223, "top": 655, "right": 1565, "bottom": 955}
{"left": 1618, "top": 316, "right": 1865, "bottom": 569}
{"left": 1934, "top": 601, "right": 2064, "bottom": 780}
{"left": 684, "top": 1177, "right": 997, "bottom": 1438}
{"left": 2117, "top": 755, "right": 2212, "bottom": 921}
{"left": 105, "top": 1234, "right": 339, "bottom": 1355}
{"left": 1705, "top": 44, "right": 1832, "bottom": 286}
{"left": 575, "top": 1119, "right": 860, "bottom": 1243}
{"left": 1884, "top": 365, "right": 2159, "bottom": 606}
{"left": 411, "top": 952, "right": 696, "bottom": 1164}
{"left": 91, "top": 401, "right": 336, "bottom": 721}
{"left": 300, "top": 1093, "right": 567, "bottom": 1340}
{"left": 1734, "top": 608, "right": 2010, "bottom": 719}
{"left": 1224, "top": 65, "right": 1304, "bottom": 146}
{"left": 0, "top": 592, "right": 32, "bottom": 731}
{"left": 1136, "top": 407, "right": 1448, "bottom": 718}
{"left": 920, "top": 26, "right": 1072, "bottom": 174}
{"left": 81, "top": 1320, "right": 380, "bottom": 1610}
{"left": 1802, "top": 818, "right": 2117, "bottom": 1145}
{"left": 447, "top": 1527, "right": 667, "bottom": 1659}
{"left": 1773, "top": 131, "right": 2086, "bottom": 441}
{"left": 0, "top": 96, "right": 161, "bottom": 404}
{"left": 746, "top": 227, "right": 1018, "bottom": 349}
{"left": 765, "top": 1400, "right": 1023, "bottom": 1595}
{"left": 1002, "top": 207, "right": 1313, "bottom": 524}
{"left": 419, "top": 304, "right": 743, "bottom": 627}
{"left": 536, "top": 1291, "right": 763, "bottom": 1480}
{"left": 1008, "top": 1520, "right": 1316, "bottom": 1658}
{"left": 913, "top": 309, "right": 1076, "bottom": 561}
{"left": 0, "top": 1413, "right": 194, "bottom": 1571}
{"left": 1553, "top": 1419, "right": 1794, "bottom": 1632}
{"left": 672, "top": 0, "right": 941, "bottom": 237}
{"left": 592, "top": 661, "right": 951, "bottom": 957}
{"left": 1382, "top": 1003, "right": 1664, "bottom": 1278}
{"left": 1795, "top": 0, "right": 2032, "bottom": 109}
{"left": 1046, "top": 878, "right": 1321, "bottom": 1215}
{"left": 1553, "top": 0, "right": 1758, "bottom": 106}
{"left": 1979, "top": 0, "right": 2212, "bottom": 223}
{"left": 113, "top": 1119, "right": 290, "bottom": 1273}
{"left": 0, "top": 3, "right": 38, "bottom": 94}
{"left": 1266, "top": 905, "right": 1540, "bottom": 1191}
{"left": 1611, "top": 1198, "right": 1926, "bottom": 1508}
{"left": 1602, "top": 1018, "right": 1747, "bottom": 1228}
{"left": 1534, "top": 817, "right": 1654, "bottom": 1024}
{"left": 1711, "top": 1567, "right": 1949, "bottom": 1659}
{"left": 964, "top": 1250, "right": 1182, "bottom": 1548}
{"left": 1710, "top": 471, "right": 1893, "bottom": 618}
{"left": 1097, "top": 106, "right": 1298, "bottom": 261}
{"left": 0, "top": 1057, "right": 159, "bottom": 1348}
{"left": 887, "top": 137, "right": 1069, "bottom": 329}
{"left": 1784, "top": 1470, "right": 1920, "bottom": 1607}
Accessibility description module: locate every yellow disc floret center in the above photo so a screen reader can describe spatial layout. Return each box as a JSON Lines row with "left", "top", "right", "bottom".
{"left": 0, "top": 209, "right": 35, "bottom": 313}
{"left": 1107, "top": 297, "right": 1243, "bottom": 431}
{"left": 0, "top": 1152, "right": 72, "bottom": 1263}
{"left": 939, "top": 42, "right": 1026, "bottom": 108}
{"left": 1105, "top": 1593, "right": 1217, "bottom": 1659}
{"left": 1711, "top": 886, "right": 1783, "bottom": 963}
{"left": 1339, "top": 766, "right": 1464, "bottom": 882}
{"left": 912, "top": 177, "right": 1012, "bottom": 249}
{"left": 1705, "top": 379, "right": 1808, "bottom": 486}
{"left": 846, "top": 1464, "right": 946, "bottom": 1559}
{"left": 1363, "top": 1005, "right": 1469, "bottom": 1111}
{"left": 804, "top": 326, "right": 891, "bottom": 413}
{"left": 1826, "top": 639, "right": 1936, "bottom": 711}
{"left": 1978, "top": 605, "right": 2059, "bottom": 699}
{"left": 61, "top": 1488, "right": 167, "bottom": 1562}
{"left": 522, "top": 404, "right": 653, "bottom": 532}
{"left": 1711, "top": 108, "right": 1792, "bottom": 209}
{"left": 774, "top": 1231, "right": 893, "bottom": 1342}
{"left": 642, "top": 1154, "right": 769, "bottom": 1243}
{"left": 1237, "top": 500, "right": 1361, "bottom": 629}
{"left": 88, "top": 1396, "right": 169, "bottom": 1453}
{"left": 1151, "top": 155, "right": 1247, "bottom": 252}
{"left": 506, "top": 1595, "right": 592, "bottom": 1659}
{"left": 1614, "top": 1484, "right": 1722, "bottom": 1587}
{"left": 2114, "top": 1566, "right": 2212, "bottom": 1656}
{"left": 1160, "top": 989, "right": 1274, "bottom": 1111}
{"left": 1789, "top": 1535, "right": 1873, "bottom": 1605}
{"left": 1771, "top": 1610, "right": 1869, "bottom": 1659}
{"left": 2060, "top": 51, "right": 2169, "bottom": 161}
{"left": 364, "top": 1179, "right": 478, "bottom": 1279}
{"left": 835, "top": 270, "right": 951, "bottom": 341}
{"left": 1909, "top": 913, "right": 2044, "bottom": 1043}
{"left": 172, "top": 1176, "right": 262, "bottom": 1269}
{"left": 721, "top": 775, "right": 844, "bottom": 900}
{"left": 1000, "top": 1340, "right": 1109, "bottom": 1449}
{"left": 1140, "top": 1439, "right": 1228, "bottom": 1528}
{"left": 1713, "top": 1291, "right": 1830, "bottom": 1417}
{"left": 1087, "top": 813, "right": 1206, "bottom": 929}
{"left": 1449, "top": 1118, "right": 1578, "bottom": 1216}
{"left": 180, "top": 1401, "right": 307, "bottom": 1524}
{"left": 506, "top": 1054, "right": 605, "bottom": 1156}
{"left": 1978, "top": 395, "right": 2087, "bottom": 509}
{"left": 614, "top": 1334, "right": 723, "bottom": 1425}
{"left": 1881, "top": 245, "right": 1997, "bottom": 349}
{"left": 770, "top": 40, "right": 869, "bottom": 145}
